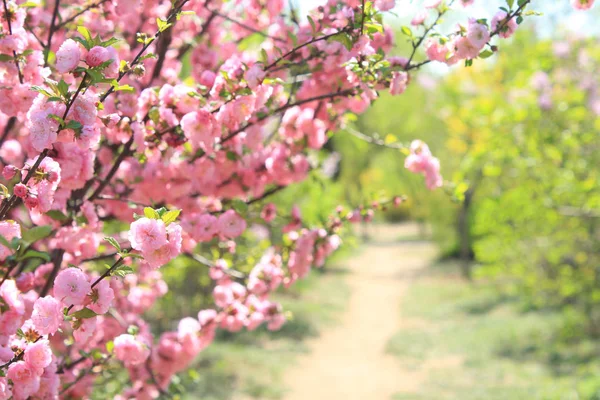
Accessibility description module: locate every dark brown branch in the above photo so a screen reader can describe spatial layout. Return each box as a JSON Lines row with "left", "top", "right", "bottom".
{"left": 44, "top": 0, "right": 61, "bottom": 66}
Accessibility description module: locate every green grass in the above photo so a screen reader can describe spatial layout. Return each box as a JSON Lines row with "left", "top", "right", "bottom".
{"left": 180, "top": 262, "right": 351, "bottom": 400}
{"left": 387, "top": 261, "right": 600, "bottom": 400}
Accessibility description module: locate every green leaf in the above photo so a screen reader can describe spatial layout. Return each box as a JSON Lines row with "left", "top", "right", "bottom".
{"left": 156, "top": 17, "right": 172, "bottom": 33}
{"left": 479, "top": 50, "right": 494, "bottom": 59}
{"left": 327, "top": 32, "right": 354, "bottom": 51}
{"left": 161, "top": 210, "right": 181, "bottom": 226}
{"left": 22, "top": 225, "right": 53, "bottom": 243}
{"left": 119, "top": 252, "right": 143, "bottom": 260}
{"left": 0, "top": 184, "right": 9, "bottom": 197}
{"left": 507, "top": 0, "right": 515, "bottom": 9}
{"left": 30, "top": 85, "right": 54, "bottom": 97}
{"left": 112, "top": 264, "right": 134, "bottom": 278}
{"left": 144, "top": 207, "right": 160, "bottom": 219}
{"left": 106, "top": 340, "right": 114, "bottom": 353}
{"left": 46, "top": 210, "right": 69, "bottom": 222}
{"left": 104, "top": 236, "right": 121, "bottom": 252}
{"left": 64, "top": 120, "right": 83, "bottom": 132}
{"left": 76, "top": 26, "right": 93, "bottom": 50}
{"left": 70, "top": 308, "right": 98, "bottom": 320}
{"left": 77, "top": 26, "right": 93, "bottom": 42}
{"left": 19, "top": 250, "right": 51, "bottom": 262}
{"left": 231, "top": 199, "right": 248, "bottom": 214}
{"left": 226, "top": 151, "right": 238, "bottom": 161}
{"left": 401, "top": 26, "right": 413, "bottom": 37}
{"left": 100, "top": 37, "right": 120, "bottom": 48}
{"left": 57, "top": 80, "right": 69, "bottom": 97}
{"left": 0, "top": 54, "right": 14, "bottom": 62}
{"left": 307, "top": 16, "right": 317, "bottom": 34}
{"left": 19, "top": 1, "right": 39, "bottom": 7}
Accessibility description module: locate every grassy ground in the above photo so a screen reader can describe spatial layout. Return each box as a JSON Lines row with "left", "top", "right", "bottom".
{"left": 388, "top": 261, "right": 600, "bottom": 400}
{"left": 180, "top": 260, "right": 352, "bottom": 400}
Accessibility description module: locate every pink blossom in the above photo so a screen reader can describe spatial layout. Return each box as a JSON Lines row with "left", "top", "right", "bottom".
{"left": 180, "top": 110, "right": 218, "bottom": 152}
{"left": 31, "top": 296, "right": 62, "bottom": 335}
{"left": 571, "top": 0, "right": 595, "bottom": 9}
{"left": 411, "top": 10, "right": 428, "bottom": 26}
{"left": 23, "top": 339, "right": 52, "bottom": 375}
{"left": 129, "top": 218, "right": 168, "bottom": 253}
{"left": 88, "top": 279, "right": 114, "bottom": 314}
{"left": 425, "top": 38, "right": 451, "bottom": 63}
{"left": 73, "top": 317, "right": 97, "bottom": 343}
{"left": 2, "top": 165, "right": 16, "bottom": 180}
{"left": 55, "top": 39, "right": 81, "bottom": 73}
{"left": 491, "top": 11, "right": 518, "bottom": 39}
{"left": 143, "top": 223, "right": 183, "bottom": 269}
{"left": 404, "top": 140, "right": 443, "bottom": 190}
{"left": 375, "top": 0, "right": 395, "bottom": 10}
{"left": 217, "top": 210, "right": 247, "bottom": 239}
{"left": 0, "top": 220, "right": 20, "bottom": 259}
{"left": 261, "top": 203, "right": 277, "bottom": 222}
{"left": 113, "top": 334, "right": 150, "bottom": 366}
{"left": 53, "top": 268, "right": 91, "bottom": 305}
{"left": 7, "top": 361, "right": 40, "bottom": 400}
{"left": 466, "top": 19, "right": 490, "bottom": 51}
{"left": 390, "top": 71, "right": 409, "bottom": 95}
{"left": 85, "top": 46, "right": 111, "bottom": 67}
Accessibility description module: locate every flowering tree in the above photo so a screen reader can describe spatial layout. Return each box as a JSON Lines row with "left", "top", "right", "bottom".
{"left": 0, "top": 0, "right": 593, "bottom": 398}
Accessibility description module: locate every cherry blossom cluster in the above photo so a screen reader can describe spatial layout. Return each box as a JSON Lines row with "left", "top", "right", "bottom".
{"left": 0, "top": 0, "right": 593, "bottom": 397}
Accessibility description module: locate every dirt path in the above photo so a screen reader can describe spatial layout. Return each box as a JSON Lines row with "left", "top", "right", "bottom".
{"left": 283, "top": 223, "right": 438, "bottom": 400}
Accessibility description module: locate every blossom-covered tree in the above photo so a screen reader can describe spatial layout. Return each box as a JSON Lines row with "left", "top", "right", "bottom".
{"left": 0, "top": 0, "right": 593, "bottom": 397}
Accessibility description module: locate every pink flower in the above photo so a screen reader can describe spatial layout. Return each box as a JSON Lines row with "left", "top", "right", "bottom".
{"left": 2, "top": 165, "right": 16, "bottom": 180}
{"left": 571, "top": 0, "right": 595, "bottom": 9}
{"left": 7, "top": 361, "right": 40, "bottom": 400}
{"left": 261, "top": 203, "right": 277, "bottom": 222}
{"left": 375, "top": 0, "right": 395, "bottom": 10}
{"left": 411, "top": 10, "right": 427, "bottom": 26}
{"left": 53, "top": 268, "right": 91, "bottom": 306}
{"left": 390, "top": 71, "right": 409, "bottom": 95}
{"left": 199, "top": 70, "right": 216, "bottom": 88}
{"left": 425, "top": 38, "right": 451, "bottom": 63}
{"left": 31, "top": 296, "right": 61, "bottom": 335}
{"left": 88, "top": 279, "right": 114, "bottom": 314}
{"left": 217, "top": 210, "right": 247, "bottom": 239}
{"left": 128, "top": 218, "right": 168, "bottom": 253}
{"left": 113, "top": 334, "right": 150, "bottom": 366}
{"left": 491, "top": 11, "right": 518, "bottom": 39}
{"left": 85, "top": 46, "right": 110, "bottom": 67}
{"left": 13, "top": 183, "right": 28, "bottom": 198}
{"left": 460, "top": 0, "right": 475, "bottom": 5}
{"left": 0, "top": 377, "right": 11, "bottom": 400}
{"left": 466, "top": 19, "right": 490, "bottom": 50}
{"left": 404, "top": 140, "right": 443, "bottom": 190}
{"left": 0, "top": 220, "right": 20, "bottom": 259}
{"left": 185, "top": 213, "right": 218, "bottom": 242}
{"left": 55, "top": 39, "right": 81, "bottom": 73}
{"left": 143, "top": 224, "right": 182, "bottom": 269}
{"left": 73, "top": 317, "right": 97, "bottom": 343}
{"left": 245, "top": 64, "right": 265, "bottom": 89}
{"left": 23, "top": 339, "right": 52, "bottom": 375}
{"left": 180, "top": 110, "right": 218, "bottom": 152}
{"left": 27, "top": 95, "right": 66, "bottom": 152}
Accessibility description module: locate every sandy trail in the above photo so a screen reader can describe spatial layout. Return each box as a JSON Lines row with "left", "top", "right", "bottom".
{"left": 283, "top": 223, "right": 438, "bottom": 400}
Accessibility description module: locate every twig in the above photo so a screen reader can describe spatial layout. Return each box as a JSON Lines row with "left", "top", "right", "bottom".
{"left": 2, "top": 0, "right": 24, "bottom": 83}
{"left": 44, "top": 0, "right": 61, "bottom": 66}
{"left": 56, "top": 0, "right": 110, "bottom": 29}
